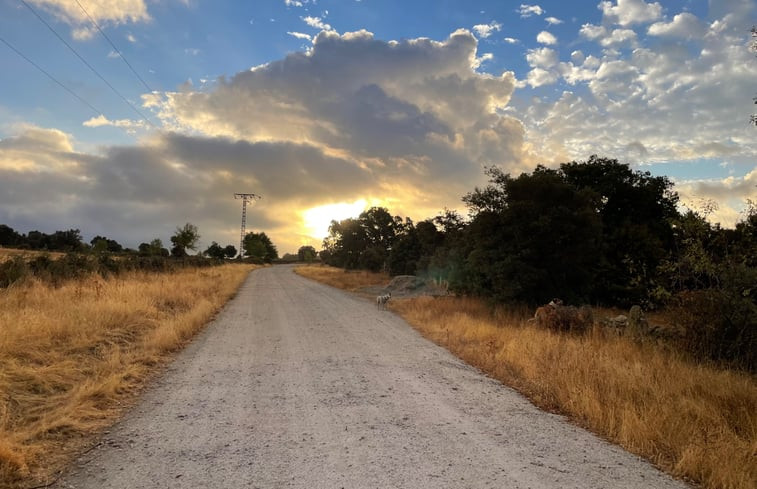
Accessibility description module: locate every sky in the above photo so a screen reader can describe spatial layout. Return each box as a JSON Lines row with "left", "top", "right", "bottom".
{"left": 0, "top": 0, "right": 755, "bottom": 255}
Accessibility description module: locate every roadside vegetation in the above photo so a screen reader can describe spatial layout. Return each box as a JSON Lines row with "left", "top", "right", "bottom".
{"left": 0, "top": 221, "right": 272, "bottom": 488}
{"left": 0, "top": 264, "right": 256, "bottom": 487}
{"left": 298, "top": 264, "right": 757, "bottom": 489}
{"left": 295, "top": 264, "right": 389, "bottom": 291}
{"left": 303, "top": 155, "right": 756, "bottom": 489}
{"left": 321, "top": 156, "right": 756, "bottom": 373}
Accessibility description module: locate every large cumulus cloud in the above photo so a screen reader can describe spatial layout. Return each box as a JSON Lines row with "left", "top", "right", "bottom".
{"left": 1, "top": 29, "right": 526, "bottom": 252}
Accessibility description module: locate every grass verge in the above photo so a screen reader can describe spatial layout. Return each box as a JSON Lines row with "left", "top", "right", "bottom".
{"left": 0, "top": 264, "right": 256, "bottom": 488}
{"left": 294, "top": 264, "right": 389, "bottom": 291}
{"left": 299, "top": 265, "right": 757, "bottom": 489}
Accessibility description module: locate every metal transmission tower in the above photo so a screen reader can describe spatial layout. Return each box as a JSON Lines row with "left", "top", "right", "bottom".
{"left": 234, "top": 193, "right": 261, "bottom": 258}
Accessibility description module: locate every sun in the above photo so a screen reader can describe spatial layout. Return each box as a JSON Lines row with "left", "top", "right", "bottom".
{"left": 302, "top": 199, "right": 368, "bottom": 240}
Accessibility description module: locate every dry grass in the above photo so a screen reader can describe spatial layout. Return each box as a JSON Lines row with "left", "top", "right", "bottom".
{"left": 0, "top": 264, "right": 256, "bottom": 488}
{"left": 0, "top": 248, "right": 64, "bottom": 263}
{"left": 295, "top": 264, "right": 389, "bottom": 291}
{"left": 296, "top": 266, "right": 756, "bottom": 489}
{"left": 392, "top": 296, "right": 757, "bottom": 489}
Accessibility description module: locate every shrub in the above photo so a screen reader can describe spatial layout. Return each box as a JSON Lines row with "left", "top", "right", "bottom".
{"left": 673, "top": 263, "right": 757, "bottom": 372}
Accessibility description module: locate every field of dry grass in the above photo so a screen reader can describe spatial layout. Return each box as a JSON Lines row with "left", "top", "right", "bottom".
{"left": 0, "top": 248, "right": 64, "bottom": 262}
{"left": 299, "top": 265, "right": 757, "bottom": 489}
{"left": 0, "top": 264, "right": 256, "bottom": 488}
{"left": 294, "top": 264, "right": 389, "bottom": 291}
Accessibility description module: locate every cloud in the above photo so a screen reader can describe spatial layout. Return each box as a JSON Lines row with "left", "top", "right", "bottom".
{"left": 674, "top": 169, "right": 757, "bottom": 227}
{"left": 472, "top": 21, "right": 502, "bottom": 39}
{"left": 3, "top": 30, "right": 529, "bottom": 253}
{"left": 579, "top": 23, "right": 607, "bottom": 40}
{"left": 545, "top": 17, "right": 563, "bottom": 25}
{"left": 518, "top": 4, "right": 545, "bottom": 18}
{"left": 504, "top": 37, "right": 520, "bottom": 44}
{"left": 599, "top": 0, "right": 662, "bottom": 26}
{"left": 287, "top": 31, "right": 313, "bottom": 41}
{"left": 648, "top": 12, "right": 706, "bottom": 39}
{"left": 27, "top": 0, "right": 151, "bottom": 39}
{"left": 302, "top": 16, "right": 332, "bottom": 31}
{"left": 536, "top": 31, "right": 558, "bottom": 45}
{"left": 516, "top": 3, "right": 757, "bottom": 184}
{"left": 526, "top": 47, "right": 558, "bottom": 68}
{"left": 82, "top": 115, "right": 147, "bottom": 132}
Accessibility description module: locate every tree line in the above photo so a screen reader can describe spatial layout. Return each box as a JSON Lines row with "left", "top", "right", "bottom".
{"left": 0, "top": 222, "right": 281, "bottom": 263}
{"left": 321, "top": 156, "right": 756, "bottom": 370}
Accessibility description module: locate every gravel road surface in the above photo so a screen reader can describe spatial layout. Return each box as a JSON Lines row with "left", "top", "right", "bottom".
{"left": 56, "top": 265, "right": 688, "bottom": 488}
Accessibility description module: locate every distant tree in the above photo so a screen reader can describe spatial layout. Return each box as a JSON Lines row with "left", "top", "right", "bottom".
{"left": 243, "top": 232, "right": 278, "bottom": 262}
{"left": 204, "top": 241, "right": 226, "bottom": 260}
{"left": 223, "top": 244, "right": 238, "bottom": 259}
{"left": 0, "top": 224, "right": 23, "bottom": 247}
{"left": 170, "top": 223, "right": 200, "bottom": 257}
{"left": 45, "top": 229, "right": 84, "bottom": 252}
{"left": 322, "top": 207, "right": 402, "bottom": 271}
{"left": 90, "top": 235, "right": 123, "bottom": 253}
{"left": 297, "top": 245, "right": 317, "bottom": 262}
{"left": 139, "top": 238, "right": 169, "bottom": 257}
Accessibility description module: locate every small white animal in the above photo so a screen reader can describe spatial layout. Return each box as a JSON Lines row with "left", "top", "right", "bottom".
{"left": 376, "top": 292, "right": 392, "bottom": 309}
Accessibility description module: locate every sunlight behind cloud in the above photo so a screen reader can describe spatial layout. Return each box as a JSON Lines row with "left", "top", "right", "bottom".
{"left": 302, "top": 199, "right": 368, "bottom": 241}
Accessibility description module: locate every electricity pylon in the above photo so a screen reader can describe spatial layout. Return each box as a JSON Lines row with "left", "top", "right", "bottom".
{"left": 234, "top": 193, "right": 261, "bottom": 258}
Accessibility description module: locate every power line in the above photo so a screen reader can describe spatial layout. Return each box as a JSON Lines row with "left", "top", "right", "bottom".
{"left": 0, "top": 35, "right": 103, "bottom": 117}
{"left": 73, "top": 0, "right": 154, "bottom": 94}
{"left": 18, "top": 0, "right": 157, "bottom": 128}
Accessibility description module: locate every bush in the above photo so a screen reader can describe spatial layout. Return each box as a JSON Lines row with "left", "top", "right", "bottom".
{"left": 673, "top": 264, "right": 757, "bottom": 372}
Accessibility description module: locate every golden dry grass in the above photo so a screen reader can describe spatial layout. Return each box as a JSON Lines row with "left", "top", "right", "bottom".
{"left": 0, "top": 248, "right": 64, "bottom": 263}
{"left": 392, "top": 296, "right": 757, "bottom": 489}
{"left": 295, "top": 264, "right": 389, "bottom": 291}
{"left": 296, "top": 266, "right": 756, "bottom": 489}
{"left": 0, "top": 264, "right": 256, "bottom": 488}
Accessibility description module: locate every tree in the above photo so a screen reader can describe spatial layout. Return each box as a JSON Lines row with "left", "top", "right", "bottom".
{"left": 170, "top": 223, "right": 200, "bottom": 257}
{"left": 321, "top": 207, "right": 402, "bottom": 271}
{"left": 297, "top": 245, "right": 317, "bottom": 262}
{"left": 560, "top": 156, "right": 678, "bottom": 304}
{"left": 204, "top": 241, "right": 226, "bottom": 260}
{"left": 90, "top": 235, "right": 123, "bottom": 253}
{"left": 139, "top": 238, "right": 169, "bottom": 257}
{"left": 243, "top": 232, "right": 278, "bottom": 262}
{"left": 462, "top": 165, "right": 602, "bottom": 304}
{"left": 223, "top": 244, "right": 238, "bottom": 259}
{"left": 0, "top": 224, "right": 23, "bottom": 247}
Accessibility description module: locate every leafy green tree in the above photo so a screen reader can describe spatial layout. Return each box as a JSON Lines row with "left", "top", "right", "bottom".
{"left": 170, "top": 223, "right": 200, "bottom": 257}
{"left": 297, "top": 245, "right": 317, "bottom": 262}
{"left": 204, "top": 241, "right": 226, "bottom": 260}
{"left": 462, "top": 165, "right": 602, "bottom": 304}
{"left": 243, "top": 232, "right": 278, "bottom": 262}
{"left": 223, "top": 244, "right": 238, "bottom": 259}
{"left": 0, "top": 224, "right": 23, "bottom": 247}
{"left": 322, "top": 207, "right": 402, "bottom": 271}
{"left": 90, "top": 235, "right": 123, "bottom": 253}
{"left": 139, "top": 238, "right": 169, "bottom": 257}
{"left": 560, "top": 156, "right": 678, "bottom": 304}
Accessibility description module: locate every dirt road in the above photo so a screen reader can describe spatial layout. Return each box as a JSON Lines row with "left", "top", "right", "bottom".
{"left": 56, "top": 266, "right": 688, "bottom": 488}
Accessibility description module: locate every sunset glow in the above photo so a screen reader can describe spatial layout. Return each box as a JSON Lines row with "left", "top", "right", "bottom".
{"left": 302, "top": 199, "right": 368, "bottom": 241}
